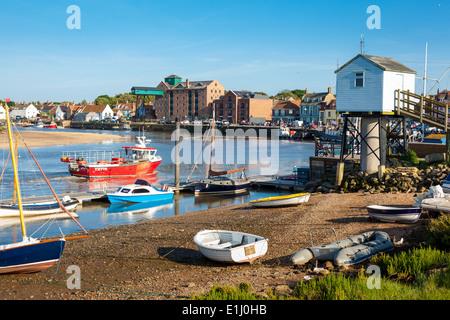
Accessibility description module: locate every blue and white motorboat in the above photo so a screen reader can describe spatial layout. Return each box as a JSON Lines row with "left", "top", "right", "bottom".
{"left": 106, "top": 179, "right": 174, "bottom": 204}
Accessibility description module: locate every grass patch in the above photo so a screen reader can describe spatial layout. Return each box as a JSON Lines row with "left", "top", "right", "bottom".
{"left": 193, "top": 247, "right": 450, "bottom": 300}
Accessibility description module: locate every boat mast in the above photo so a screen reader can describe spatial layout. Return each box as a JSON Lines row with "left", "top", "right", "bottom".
{"left": 208, "top": 103, "right": 215, "bottom": 178}
{"left": 4, "top": 99, "right": 27, "bottom": 238}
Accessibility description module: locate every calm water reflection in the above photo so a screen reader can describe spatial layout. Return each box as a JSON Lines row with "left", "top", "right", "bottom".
{"left": 0, "top": 128, "right": 314, "bottom": 244}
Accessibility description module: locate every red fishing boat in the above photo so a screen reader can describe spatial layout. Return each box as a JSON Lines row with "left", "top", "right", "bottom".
{"left": 44, "top": 122, "right": 57, "bottom": 129}
{"left": 61, "top": 132, "right": 162, "bottom": 178}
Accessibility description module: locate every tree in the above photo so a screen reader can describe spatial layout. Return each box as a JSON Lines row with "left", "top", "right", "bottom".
{"left": 94, "top": 95, "right": 112, "bottom": 105}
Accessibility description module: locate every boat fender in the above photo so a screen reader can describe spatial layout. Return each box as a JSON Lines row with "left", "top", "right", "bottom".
{"left": 290, "top": 248, "right": 314, "bottom": 265}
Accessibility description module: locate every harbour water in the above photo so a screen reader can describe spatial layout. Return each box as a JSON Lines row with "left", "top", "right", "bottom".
{"left": 0, "top": 128, "right": 314, "bottom": 244}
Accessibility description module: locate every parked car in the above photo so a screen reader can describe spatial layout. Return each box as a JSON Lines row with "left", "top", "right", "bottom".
{"left": 193, "top": 120, "right": 202, "bottom": 125}
{"left": 221, "top": 120, "right": 229, "bottom": 125}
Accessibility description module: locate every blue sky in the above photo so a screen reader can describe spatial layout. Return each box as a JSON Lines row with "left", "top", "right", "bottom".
{"left": 0, "top": 0, "right": 449, "bottom": 103}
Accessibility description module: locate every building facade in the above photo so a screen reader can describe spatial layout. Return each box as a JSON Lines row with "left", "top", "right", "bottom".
{"left": 153, "top": 75, "right": 224, "bottom": 121}
{"left": 271, "top": 100, "right": 301, "bottom": 123}
{"left": 299, "top": 88, "right": 335, "bottom": 125}
{"left": 213, "top": 90, "right": 273, "bottom": 124}
{"left": 9, "top": 103, "right": 39, "bottom": 119}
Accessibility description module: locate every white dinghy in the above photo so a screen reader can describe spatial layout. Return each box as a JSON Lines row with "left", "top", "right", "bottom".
{"left": 194, "top": 230, "right": 268, "bottom": 264}
{"left": 250, "top": 193, "right": 310, "bottom": 208}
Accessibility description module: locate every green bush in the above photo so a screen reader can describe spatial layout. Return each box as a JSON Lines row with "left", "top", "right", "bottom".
{"left": 426, "top": 213, "right": 450, "bottom": 249}
{"left": 370, "top": 246, "right": 450, "bottom": 278}
{"left": 400, "top": 149, "right": 419, "bottom": 164}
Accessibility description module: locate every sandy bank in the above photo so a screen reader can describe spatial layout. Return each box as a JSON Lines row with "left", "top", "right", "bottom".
{"left": 0, "top": 191, "right": 429, "bottom": 300}
{"left": 0, "top": 130, "right": 125, "bottom": 149}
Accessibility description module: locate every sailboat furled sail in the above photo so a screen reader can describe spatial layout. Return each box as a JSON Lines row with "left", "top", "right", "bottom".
{"left": 187, "top": 109, "right": 250, "bottom": 196}
{"left": 0, "top": 99, "right": 89, "bottom": 274}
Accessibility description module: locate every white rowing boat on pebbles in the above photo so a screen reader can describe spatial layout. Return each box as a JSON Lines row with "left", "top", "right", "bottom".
{"left": 194, "top": 230, "right": 268, "bottom": 264}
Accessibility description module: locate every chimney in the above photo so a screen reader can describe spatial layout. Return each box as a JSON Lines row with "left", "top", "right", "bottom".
{"left": 328, "top": 87, "right": 332, "bottom": 94}
{"left": 186, "top": 78, "right": 190, "bottom": 88}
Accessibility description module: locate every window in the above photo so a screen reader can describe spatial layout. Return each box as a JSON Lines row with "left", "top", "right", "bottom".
{"left": 132, "top": 188, "right": 150, "bottom": 194}
{"left": 355, "top": 71, "right": 364, "bottom": 87}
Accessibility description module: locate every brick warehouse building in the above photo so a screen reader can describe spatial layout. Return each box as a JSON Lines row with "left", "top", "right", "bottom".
{"left": 153, "top": 75, "right": 225, "bottom": 121}
{"left": 213, "top": 90, "right": 274, "bottom": 124}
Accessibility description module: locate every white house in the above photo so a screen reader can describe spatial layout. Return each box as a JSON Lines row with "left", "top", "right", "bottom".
{"left": 9, "top": 103, "right": 39, "bottom": 119}
{"left": 0, "top": 105, "right": 6, "bottom": 120}
{"left": 73, "top": 112, "right": 100, "bottom": 122}
{"left": 335, "top": 54, "right": 416, "bottom": 113}
{"left": 80, "top": 104, "right": 114, "bottom": 120}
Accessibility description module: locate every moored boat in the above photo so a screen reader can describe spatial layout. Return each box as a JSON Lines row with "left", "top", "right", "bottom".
{"left": 418, "top": 197, "right": 450, "bottom": 213}
{"left": 291, "top": 231, "right": 394, "bottom": 266}
{"left": 188, "top": 112, "right": 250, "bottom": 196}
{"left": 194, "top": 229, "right": 268, "bottom": 264}
{"left": 0, "top": 196, "right": 79, "bottom": 218}
{"left": 366, "top": 205, "right": 422, "bottom": 223}
{"left": 44, "top": 122, "right": 57, "bottom": 129}
{"left": 250, "top": 193, "right": 310, "bottom": 207}
{"left": 194, "top": 175, "right": 250, "bottom": 196}
{"left": 107, "top": 179, "right": 173, "bottom": 204}
{"left": 61, "top": 131, "right": 162, "bottom": 178}
{"left": 0, "top": 98, "right": 89, "bottom": 274}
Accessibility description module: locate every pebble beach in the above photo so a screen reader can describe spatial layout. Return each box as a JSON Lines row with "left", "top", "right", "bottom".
{"left": 0, "top": 191, "right": 428, "bottom": 300}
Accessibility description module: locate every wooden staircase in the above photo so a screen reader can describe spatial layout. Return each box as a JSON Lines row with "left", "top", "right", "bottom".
{"left": 395, "top": 89, "right": 450, "bottom": 158}
{"left": 395, "top": 89, "right": 449, "bottom": 131}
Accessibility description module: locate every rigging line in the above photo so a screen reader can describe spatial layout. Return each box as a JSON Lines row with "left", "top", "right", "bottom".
{"left": 16, "top": 134, "right": 88, "bottom": 235}
{"left": 187, "top": 125, "right": 211, "bottom": 181}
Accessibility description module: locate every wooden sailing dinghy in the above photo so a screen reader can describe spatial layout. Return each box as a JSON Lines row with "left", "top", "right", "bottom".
{"left": 0, "top": 99, "right": 89, "bottom": 274}
{"left": 194, "top": 230, "right": 268, "bottom": 263}
{"left": 250, "top": 193, "right": 310, "bottom": 207}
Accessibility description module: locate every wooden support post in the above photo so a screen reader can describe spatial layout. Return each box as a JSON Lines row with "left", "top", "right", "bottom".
{"left": 336, "top": 115, "right": 348, "bottom": 186}
{"left": 402, "top": 116, "right": 407, "bottom": 153}
{"left": 445, "top": 103, "right": 448, "bottom": 133}
{"left": 420, "top": 94, "right": 424, "bottom": 124}
{"left": 395, "top": 89, "right": 400, "bottom": 115}
{"left": 446, "top": 130, "right": 450, "bottom": 163}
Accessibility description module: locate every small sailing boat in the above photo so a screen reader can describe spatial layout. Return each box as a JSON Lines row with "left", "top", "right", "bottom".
{"left": 188, "top": 110, "right": 250, "bottom": 196}
{"left": 0, "top": 99, "right": 89, "bottom": 274}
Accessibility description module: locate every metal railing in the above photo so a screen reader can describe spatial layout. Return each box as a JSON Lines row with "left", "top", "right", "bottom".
{"left": 62, "top": 150, "right": 124, "bottom": 163}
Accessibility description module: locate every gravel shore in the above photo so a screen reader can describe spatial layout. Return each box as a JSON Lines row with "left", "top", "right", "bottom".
{"left": 0, "top": 191, "right": 428, "bottom": 300}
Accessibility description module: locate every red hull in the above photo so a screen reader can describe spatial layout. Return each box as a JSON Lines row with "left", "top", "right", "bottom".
{"left": 69, "top": 160, "right": 161, "bottom": 178}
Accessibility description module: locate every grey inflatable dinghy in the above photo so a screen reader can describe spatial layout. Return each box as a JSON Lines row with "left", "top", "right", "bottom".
{"left": 291, "top": 231, "right": 394, "bottom": 266}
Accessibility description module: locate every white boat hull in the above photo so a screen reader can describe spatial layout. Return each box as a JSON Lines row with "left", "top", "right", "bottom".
{"left": 250, "top": 193, "right": 310, "bottom": 207}
{"left": 419, "top": 198, "right": 450, "bottom": 213}
{"left": 0, "top": 199, "right": 79, "bottom": 218}
{"left": 194, "top": 230, "right": 268, "bottom": 264}
{"left": 366, "top": 205, "right": 422, "bottom": 224}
